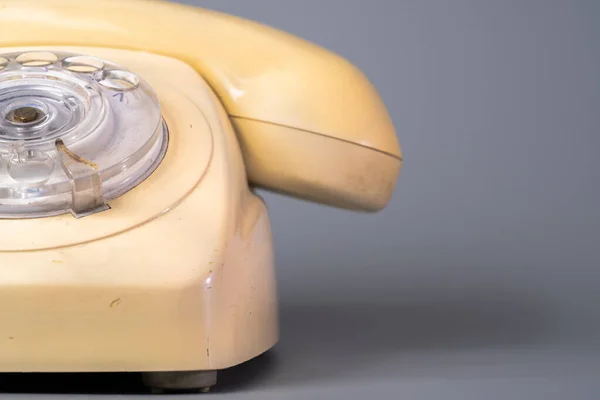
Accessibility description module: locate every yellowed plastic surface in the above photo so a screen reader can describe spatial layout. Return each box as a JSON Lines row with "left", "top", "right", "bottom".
{"left": 0, "top": 0, "right": 402, "bottom": 373}
{"left": 0, "top": 0, "right": 402, "bottom": 211}
{"left": 0, "top": 47, "right": 278, "bottom": 372}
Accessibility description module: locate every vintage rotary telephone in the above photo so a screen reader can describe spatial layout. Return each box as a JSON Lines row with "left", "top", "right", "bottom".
{"left": 0, "top": 0, "right": 402, "bottom": 393}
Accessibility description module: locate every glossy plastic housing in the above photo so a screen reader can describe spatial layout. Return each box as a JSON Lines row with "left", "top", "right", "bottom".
{"left": 0, "top": 46, "right": 278, "bottom": 372}
{"left": 0, "top": 0, "right": 403, "bottom": 211}
{"left": 0, "top": 0, "right": 402, "bottom": 375}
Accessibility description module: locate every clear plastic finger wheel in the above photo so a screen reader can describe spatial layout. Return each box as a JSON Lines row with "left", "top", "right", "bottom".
{"left": 0, "top": 50, "right": 169, "bottom": 218}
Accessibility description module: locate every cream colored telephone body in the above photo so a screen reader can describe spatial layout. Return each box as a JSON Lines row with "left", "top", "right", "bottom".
{"left": 0, "top": 0, "right": 401, "bottom": 392}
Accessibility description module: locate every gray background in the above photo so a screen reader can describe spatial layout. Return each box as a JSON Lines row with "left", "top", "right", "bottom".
{"left": 4, "top": 0, "right": 600, "bottom": 399}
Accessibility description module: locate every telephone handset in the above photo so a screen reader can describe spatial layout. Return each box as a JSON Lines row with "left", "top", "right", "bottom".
{"left": 0, "top": 0, "right": 402, "bottom": 392}
{"left": 0, "top": 0, "right": 402, "bottom": 211}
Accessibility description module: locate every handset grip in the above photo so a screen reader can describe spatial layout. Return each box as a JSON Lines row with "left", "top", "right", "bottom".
{"left": 0, "top": 0, "right": 402, "bottom": 211}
